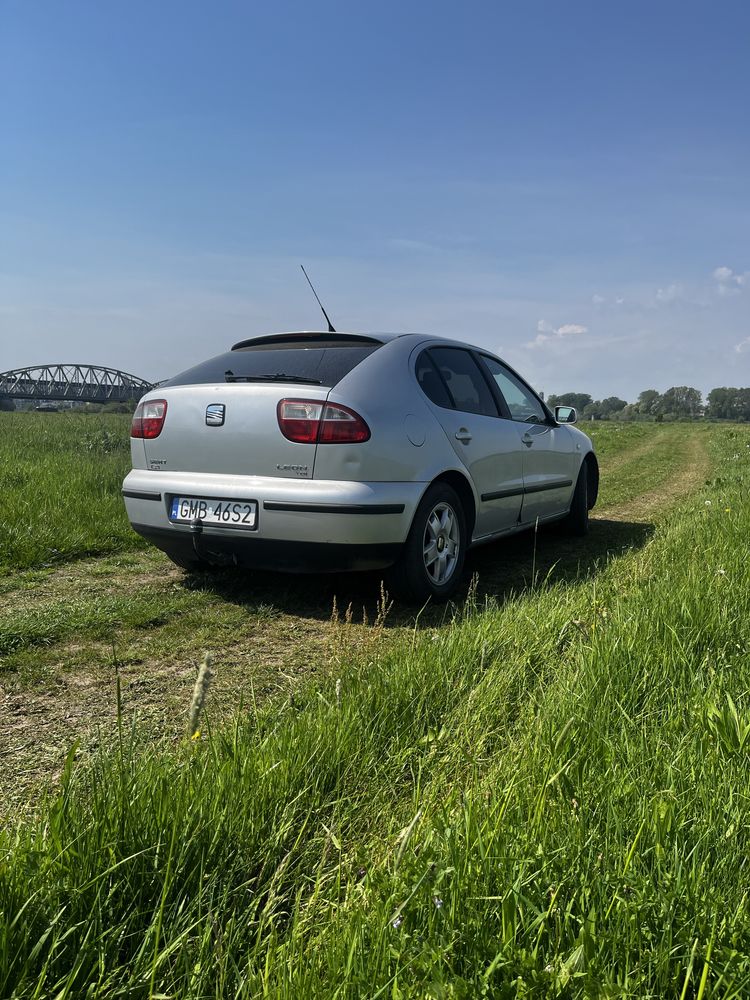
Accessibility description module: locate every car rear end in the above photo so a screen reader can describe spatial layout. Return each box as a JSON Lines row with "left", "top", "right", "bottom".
{"left": 122, "top": 333, "right": 425, "bottom": 572}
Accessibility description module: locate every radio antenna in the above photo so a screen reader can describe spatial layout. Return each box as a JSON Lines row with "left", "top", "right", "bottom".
{"left": 300, "top": 265, "right": 336, "bottom": 333}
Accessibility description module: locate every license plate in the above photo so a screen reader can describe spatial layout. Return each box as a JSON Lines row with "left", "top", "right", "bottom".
{"left": 169, "top": 496, "right": 258, "bottom": 529}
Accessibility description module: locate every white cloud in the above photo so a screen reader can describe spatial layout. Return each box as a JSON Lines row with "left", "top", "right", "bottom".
{"left": 592, "top": 293, "right": 626, "bottom": 307}
{"left": 735, "top": 337, "right": 750, "bottom": 354}
{"left": 714, "top": 265, "right": 748, "bottom": 296}
{"left": 528, "top": 320, "right": 588, "bottom": 348}
{"left": 527, "top": 334, "right": 550, "bottom": 348}
{"left": 656, "top": 283, "right": 682, "bottom": 304}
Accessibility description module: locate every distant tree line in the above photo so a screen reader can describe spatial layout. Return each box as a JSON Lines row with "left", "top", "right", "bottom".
{"left": 547, "top": 386, "right": 750, "bottom": 422}
{"left": 705, "top": 387, "right": 750, "bottom": 421}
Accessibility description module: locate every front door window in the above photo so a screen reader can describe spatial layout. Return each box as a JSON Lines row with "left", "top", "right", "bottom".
{"left": 480, "top": 357, "right": 547, "bottom": 423}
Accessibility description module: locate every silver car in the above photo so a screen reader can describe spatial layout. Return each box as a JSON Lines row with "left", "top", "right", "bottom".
{"left": 123, "top": 332, "right": 598, "bottom": 602}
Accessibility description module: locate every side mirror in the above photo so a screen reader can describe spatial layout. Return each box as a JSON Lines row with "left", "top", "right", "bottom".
{"left": 555, "top": 405, "right": 577, "bottom": 424}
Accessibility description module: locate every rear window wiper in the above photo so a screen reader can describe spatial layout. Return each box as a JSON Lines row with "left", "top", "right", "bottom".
{"left": 224, "top": 371, "right": 323, "bottom": 385}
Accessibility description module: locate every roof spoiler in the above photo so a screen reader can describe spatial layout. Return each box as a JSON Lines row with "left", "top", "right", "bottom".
{"left": 231, "top": 332, "right": 383, "bottom": 350}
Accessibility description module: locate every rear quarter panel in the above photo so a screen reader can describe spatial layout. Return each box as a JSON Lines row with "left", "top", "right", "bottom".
{"left": 312, "top": 338, "right": 470, "bottom": 487}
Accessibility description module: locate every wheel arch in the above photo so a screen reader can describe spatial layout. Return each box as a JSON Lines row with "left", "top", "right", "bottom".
{"left": 428, "top": 470, "right": 477, "bottom": 537}
{"left": 583, "top": 452, "right": 599, "bottom": 509}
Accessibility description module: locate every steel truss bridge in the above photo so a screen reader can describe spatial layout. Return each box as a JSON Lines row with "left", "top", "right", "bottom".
{"left": 0, "top": 365, "right": 155, "bottom": 404}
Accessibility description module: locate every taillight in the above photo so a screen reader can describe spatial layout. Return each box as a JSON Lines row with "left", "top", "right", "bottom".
{"left": 277, "top": 399, "right": 370, "bottom": 444}
{"left": 131, "top": 399, "right": 168, "bottom": 439}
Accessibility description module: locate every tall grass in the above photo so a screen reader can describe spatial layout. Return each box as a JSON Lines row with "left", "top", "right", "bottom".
{"left": 0, "top": 413, "right": 142, "bottom": 572}
{"left": 0, "top": 426, "right": 748, "bottom": 996}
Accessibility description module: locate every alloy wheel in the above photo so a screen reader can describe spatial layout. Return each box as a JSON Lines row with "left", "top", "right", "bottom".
{"left": 422, "top": 502, "right": 460, "bottom": 586}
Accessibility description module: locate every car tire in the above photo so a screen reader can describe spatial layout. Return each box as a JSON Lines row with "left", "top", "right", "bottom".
{"left": 387, "top": 483, "right": 467, "bottom": 604}
{"left": 560, "top": 461, "right": 589, "bottom": 536}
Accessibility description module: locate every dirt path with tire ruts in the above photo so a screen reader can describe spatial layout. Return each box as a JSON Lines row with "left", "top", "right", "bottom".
{"left": 594, "top": 425, "right": 711, "bottom": 522}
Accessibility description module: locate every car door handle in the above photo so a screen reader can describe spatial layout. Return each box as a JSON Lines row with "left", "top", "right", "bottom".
{"left": 522, "top": 433, "right": 534, "bottom": 447}
{"left": 455, "top": 428, "right": 472, "bottom": 443}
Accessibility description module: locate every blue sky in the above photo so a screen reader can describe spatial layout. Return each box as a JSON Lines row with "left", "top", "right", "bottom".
{"left": 2, "top": 0, "right": 749, "bottom": 400}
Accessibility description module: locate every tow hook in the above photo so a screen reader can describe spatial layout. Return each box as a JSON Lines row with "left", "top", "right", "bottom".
{"left": 190, "top": 519, "right": 236, "bottom": 567}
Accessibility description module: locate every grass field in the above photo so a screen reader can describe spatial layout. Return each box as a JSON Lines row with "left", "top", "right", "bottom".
{"left": 0, "top": 412, "right": 142, "bottom": 572}
{"left": 1, "top": 416, "right": 749, "bottom": 997}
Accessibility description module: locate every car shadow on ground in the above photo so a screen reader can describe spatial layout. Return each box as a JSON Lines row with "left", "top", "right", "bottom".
{"left": 180, "top": 517, "right": 655, "bottom": 629}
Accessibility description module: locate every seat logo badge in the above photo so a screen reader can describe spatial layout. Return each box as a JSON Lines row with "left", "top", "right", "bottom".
{"left": 206, "top": 403, "right": 225, "bottom": 426}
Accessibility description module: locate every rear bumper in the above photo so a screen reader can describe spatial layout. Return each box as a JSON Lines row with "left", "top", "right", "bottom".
{"left": 130, "top": 523, "right": 402, "bottom": 572}
{"left": 122, "top": 470, "right": 424, "bottom": 572}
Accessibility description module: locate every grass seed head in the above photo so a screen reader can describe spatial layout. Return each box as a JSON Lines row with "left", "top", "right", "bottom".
{"left": 188, "top": 652, "right": 214, "bottom": 738}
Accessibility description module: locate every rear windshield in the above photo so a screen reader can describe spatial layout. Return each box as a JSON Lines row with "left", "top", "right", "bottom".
{"left": 163, "top": 340, "right": 382, "bottom": 388}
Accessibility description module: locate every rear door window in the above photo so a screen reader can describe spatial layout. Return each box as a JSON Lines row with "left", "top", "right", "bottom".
{"left": 424, "top": 347, "right": 499, "bottom": 417}
{"left": 415, "top": 351, "right": 453, "bottom": 408}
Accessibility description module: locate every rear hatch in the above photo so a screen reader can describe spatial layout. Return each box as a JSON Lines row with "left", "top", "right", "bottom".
{"left": 140, "top": 334, "right": 382, "bottom": 479}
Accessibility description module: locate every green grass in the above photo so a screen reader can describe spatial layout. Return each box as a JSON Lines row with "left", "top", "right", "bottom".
{"left": 0, "top": 412, "right": 143, "bottom": 573}
{"left": 0, "top": 585, "right": 204, "bottom": 657}
{"left": 0, "top": 424, "right": 748, "bottom": 997}
{"left": 586, "top": 421, "right": 710, "bottom": 509}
